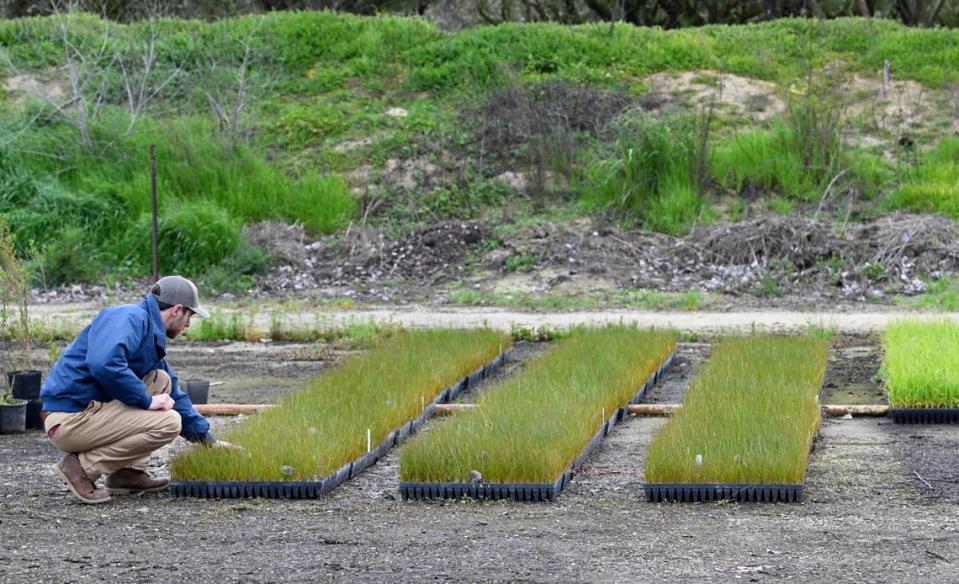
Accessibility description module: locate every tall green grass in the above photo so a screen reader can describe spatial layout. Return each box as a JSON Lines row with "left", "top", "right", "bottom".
{"left": 580, "top": 115, "right": 709, "bottom": 235}
{"left": 400, "top": 326, "right": 676, "bottom": 484}
{"left": 712, "top": 124, "right": 823, "bottom": 199}
{"left": 645, "top": 335, "right": 827, "bottom": 485}
{"left": 881, "top": 320, "right": 959, "bottom": 408}
{"left": 885, "top": 138, "right": 959, "bottom": 219}
{"left": 171, "top": 328, "right": 510, "bottom": 481}
{"left": 0, "top": 114, "right": 354, "bottom": 284}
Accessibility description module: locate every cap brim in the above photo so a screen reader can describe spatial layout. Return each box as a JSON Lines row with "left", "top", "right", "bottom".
{"left": 192, "top": 306, "right": 210, "bottom": 319}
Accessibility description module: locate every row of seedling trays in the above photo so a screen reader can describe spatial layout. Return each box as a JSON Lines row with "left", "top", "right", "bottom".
{"left": 170, "top": 320, "right": 959, "bottom": 502}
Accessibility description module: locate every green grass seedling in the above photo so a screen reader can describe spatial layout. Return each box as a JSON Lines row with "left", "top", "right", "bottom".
{"left": 171, "top": 328, "right": 510, "bottom": 481}
{"left": 645, "top": 335, "right": 827, "bottom": 485}
{"left": 881, "top": 320, "right": 959, "bottom": 408}
{"left": 400, "top": 326, "right": 676, "bottom": 484}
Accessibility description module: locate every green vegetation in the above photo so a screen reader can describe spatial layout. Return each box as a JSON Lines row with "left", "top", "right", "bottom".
{"left": 400, "top": 326, "right": 676, "bottom": 484}
{"left": 447, "top": 287, "right": 709, "bottom": 311}
{"left": 1, "top": 12, "right": 959, "bottom": 288}
{"left": 885, "top": 138, "right": 959, "bottom": 218}
{"left": 645, "top": 335, "right": 827, "bottom": 484}
{"left": 187, "top": 310, "right": 398, "bottom": 348}
{"left": 0, "top": 115, "right": 352, "bottom": 288}
{"left": 0, "top": 389, "right": 23, "bottom": 406}
{"left": 713, "top": 124, "right": 825, "bottom": 200}
{"left": 904, "top": 276, "right": 959, "bottom": 311}
{"left": 171, "top": 328, "right": 511, "bottom": 481}
{"left": 580, "top": 114, "right": 710, "bottom": 235}
{"left": 0, "top": 216, "right": 36, "bottom": 373}
{"left": 881, "top": 320, "right": 959, "bottom": 408}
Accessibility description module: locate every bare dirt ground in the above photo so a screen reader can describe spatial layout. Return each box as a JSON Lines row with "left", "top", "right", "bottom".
{"left": 2, "top": 336, "right": 958, "bottom": 583}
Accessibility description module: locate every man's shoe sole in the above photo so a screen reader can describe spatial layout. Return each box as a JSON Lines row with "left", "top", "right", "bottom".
{"left": 106, "top": 484, "right": 169, "bottom": 495}
{"left": 53, "top": 464, "right": 112, "bottom": 505}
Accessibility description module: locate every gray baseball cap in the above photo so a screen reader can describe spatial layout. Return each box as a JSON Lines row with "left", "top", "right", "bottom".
{"left": 153, "top": 275, "right": 209, "bottom": 318}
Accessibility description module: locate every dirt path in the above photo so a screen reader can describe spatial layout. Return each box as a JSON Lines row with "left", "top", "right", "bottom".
{"left": 26, "top": 302, "right": 959, "bottom": 335}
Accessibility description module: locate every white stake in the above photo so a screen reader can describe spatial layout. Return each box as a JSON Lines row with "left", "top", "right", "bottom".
{"left": 367, "top": 428, "right": 371, "bottom": 453}
{"left": 421, "top": 395, "right": 425, "bottom": 413}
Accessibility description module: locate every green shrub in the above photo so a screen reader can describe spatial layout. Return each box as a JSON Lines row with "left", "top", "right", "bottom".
{"left": 581, "top": 114, "right": 708, "bottom": 235}
{"left": 33, "top": 226, "right": 103, "bottom": 286}
{"left": 881, "top": 320, "right": 959, "bottom": 408}
{"left": 131, "top": 200, "right": 241, "bottom": 276}
{"left": 645, "top": 335, "right": 827, "bottom": 485}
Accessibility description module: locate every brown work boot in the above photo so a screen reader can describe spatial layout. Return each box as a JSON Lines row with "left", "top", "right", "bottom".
{"left": 53, "top": 454, "right": 111, "bottom": 505}
{"left": 106, "top": 468, "right": 169, "bottom": 495}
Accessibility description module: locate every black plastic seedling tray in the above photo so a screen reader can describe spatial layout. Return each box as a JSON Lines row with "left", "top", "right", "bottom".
{"left": 644, "top": 422, "right": 821, "bottom": 504}
{"left": 399, "top": 351, "right": 676, "bottom": 502}
{"left": 890, "top": 408, "right": 959, "bottom": 424}
{"left": 643, "top": 483, "right": 803, "bottom": 503}
{"left": 170, "top": 350, "right": 512, "bottom": 499}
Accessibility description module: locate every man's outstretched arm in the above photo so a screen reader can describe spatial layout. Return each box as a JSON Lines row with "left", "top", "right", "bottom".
{"left": 161, "top": 361, "right": 215, "bottom": 444}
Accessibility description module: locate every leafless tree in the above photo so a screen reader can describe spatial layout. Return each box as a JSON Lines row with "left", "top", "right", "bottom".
{"left": 197, "top": 18, "right": 273, "bottom": 150}
{"left": 48, "top": 1, "right": 115, "bottom": 147}
{"left": 116, "top": 1, "right": 184, "bottom": 133}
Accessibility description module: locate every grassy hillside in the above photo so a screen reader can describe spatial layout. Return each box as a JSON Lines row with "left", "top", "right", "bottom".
{"left": 0, "top": 12, "right": 957, "bottom": 289}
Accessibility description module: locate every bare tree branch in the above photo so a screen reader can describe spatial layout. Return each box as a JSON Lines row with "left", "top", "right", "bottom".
{"left": 926, "top": 0, "right": 947, "bottom": 25}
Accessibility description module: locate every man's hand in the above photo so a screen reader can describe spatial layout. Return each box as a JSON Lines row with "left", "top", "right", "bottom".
{"left": 212, "top": 440, "right": 246, "bottom": 453}
{"left": 148, "top": 394, "right": 175, "bottom": 411}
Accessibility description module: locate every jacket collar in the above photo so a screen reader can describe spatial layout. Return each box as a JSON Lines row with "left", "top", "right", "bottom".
{"left": 140, "top": 294, "right": 167, "bottom": 355}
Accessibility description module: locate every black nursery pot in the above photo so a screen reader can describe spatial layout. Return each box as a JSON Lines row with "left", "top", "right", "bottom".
{"left": 7, "top": 370, "right": 41, "bottom": 399}
{"left": 7, "top": 371, "right": 44, "bottom": 430}
{"left": 0, "top": 399, "right": 27, "bottom": 434}
{"left": 184, "top": 379, "right": 209, "bottom": 405}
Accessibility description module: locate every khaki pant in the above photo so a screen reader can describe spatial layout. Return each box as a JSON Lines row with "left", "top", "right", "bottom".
{"left": 44, "top": 370, "right": 182, "bottom": 481}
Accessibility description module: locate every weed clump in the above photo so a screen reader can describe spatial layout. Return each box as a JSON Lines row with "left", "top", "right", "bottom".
{"left": 580, "top": 114, "right": 710, "bottom": 235}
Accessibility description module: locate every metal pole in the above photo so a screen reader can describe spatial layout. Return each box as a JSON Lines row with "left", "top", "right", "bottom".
{"left": 150, "top": 144, "right": 159, "bottom": 283}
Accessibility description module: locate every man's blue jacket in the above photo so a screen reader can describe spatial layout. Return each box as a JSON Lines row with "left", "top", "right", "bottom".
{"left": 40, "top": 294, "right": 212, "bottom": 443}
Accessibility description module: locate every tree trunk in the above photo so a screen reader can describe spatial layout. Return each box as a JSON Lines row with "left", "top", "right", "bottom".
{"left": 897, "top": 0, "right": 921, "bottom": 25}
{"left": 763, "top": 0, "right": 780, "bottom": 19}
{"left": 926, "top": 0, "right": 947, "bottom": 26}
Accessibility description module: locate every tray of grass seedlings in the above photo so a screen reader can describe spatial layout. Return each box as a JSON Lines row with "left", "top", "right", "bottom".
{"left": 882, "top": 320, "right": 959, "bottom": 424}
{"left": 399, "top": 326, "right": 677, "bottom": 501}
{"left": 170, "top": 329, "right": 511, "bottom": 499}
{"left": 644, "top": 335, "right": 827, "bottom": 503}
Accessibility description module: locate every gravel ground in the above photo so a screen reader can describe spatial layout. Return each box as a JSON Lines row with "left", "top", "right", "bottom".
{"left": 1, "top": 338, "right": 957, "bottom": 583}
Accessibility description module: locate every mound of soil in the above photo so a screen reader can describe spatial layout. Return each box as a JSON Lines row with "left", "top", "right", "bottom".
{"left": 249, "top": 212, "right": 959, "bottom": 304}
{"left": 255, "top": 221, "right": 489, "bottom": 296}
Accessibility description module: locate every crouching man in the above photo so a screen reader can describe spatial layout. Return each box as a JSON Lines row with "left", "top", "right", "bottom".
{"left": 40, "top": 275, "right": 217, "bottom": 504}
